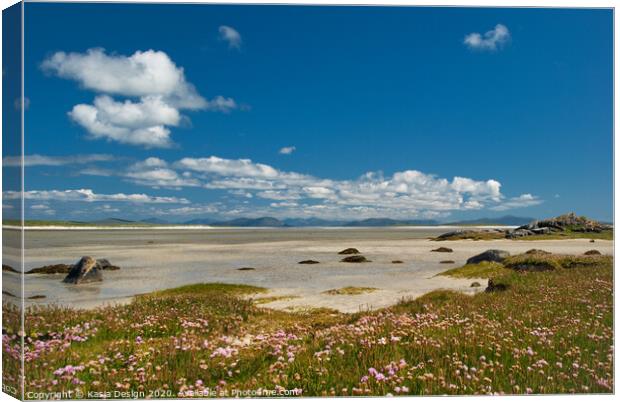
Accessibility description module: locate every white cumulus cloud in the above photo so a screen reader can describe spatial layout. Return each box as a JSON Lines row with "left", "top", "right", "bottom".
{"left": 218, "top": 26, "right": 242, "bottom": 49}
{"left": 279, "top": 146, "right": 296, "bottom": 155}
{"left": 491, "top": 193, "right": 543, "bottom": 211}
{"left": 464, "top": 24, "right": 510, "bottom": 51}
{"left": 3, "top": 154, "right": 114, "bottom": 167}
{"left": 170, "top": 155, "right": 536, "bottom": 219}
{"left": 4, "top": 189, "right": 189, "bottom": 204}
{"left": 42, "top": 48, "right": 236, "bottom": 148}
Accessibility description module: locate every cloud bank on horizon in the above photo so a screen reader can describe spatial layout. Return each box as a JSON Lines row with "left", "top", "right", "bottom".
{"left": 5, "top": 152, "right": 542, "bottom": 220}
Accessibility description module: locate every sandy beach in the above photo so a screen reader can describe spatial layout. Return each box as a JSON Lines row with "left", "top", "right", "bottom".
{"left": 3, "top": 227, "right": 612, "bottom": 313}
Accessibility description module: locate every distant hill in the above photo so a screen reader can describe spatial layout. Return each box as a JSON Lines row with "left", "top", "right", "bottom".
{"left": 139, "top": 217, "right": 170, "bottom": 225}
{"left": 90, "top": 218, "right": 138, "bottom": 225}
{"left": 211, "top": 217, "right": 287, "bottom": 227}
{"left": 283, "top": 218, "right": 345, "bottom": 227}
{"left": 445, "top": 216, "right": 535, "bottom": 226}
{"left": 15, "top": 215, "right": 537, "bottom": 228}
{"left": 182, "top": 218, "right": 214, "bottom": 225}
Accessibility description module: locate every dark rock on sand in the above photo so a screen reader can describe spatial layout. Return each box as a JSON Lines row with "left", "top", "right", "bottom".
{"left": 440, "top": 260, "right": 455, "bottom": 264}
{"left": 590, "top": 239, "right": 596, "bottom": 243}
{"left": 470, "top": 282, "right": 481, "bottom": 288}
{"left": 341, "top": 255, "right": 370, "bottom": 263}
{"left": 338, "top": 248, "right": 360, "bottom": 255}
{"left": 237, "top": 267, "right": 256, "bottom": 271}
{"left": 431, "top": 247, "right": 453, "bottom": 253}
{"left": 63, "top": 256, "right": 103, "bottom": 284}
{"left": 485, "top": 279, "right": 508, "bottom": 292}
{"left": 299, "top": 260, "right": 320, "bottom": 264}
{"left": 27, "top": 264, "right": 72, "bottom": 274}
{"left": 391, "top": 260, "right": 404, "bottom": 264}
{"left": 2, "top": 290, "right": 16, "bottom": 297}
{"left": 27, "top": 295, "right": 46, "bottom": 300}
{"left": 466, "top": 249, "right": 510, "bottom": 265}
{"left": 2, "top": 264, "right": 17, "bottom": 273}
{"left": 96, "top": 259, "right": 121, "bottom": 271}
{"left": 525, "top": 249, "right": 552, "bottom": 255}
{"left": 27, "top": 259, "right": 120, "bottom": 274}
{"left": 584, "top": 250, "right": 602, "bottom": 255}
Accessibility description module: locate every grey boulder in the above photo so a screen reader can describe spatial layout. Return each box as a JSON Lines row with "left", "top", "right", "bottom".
{"left": 63, "top": 256, "right": 103, "bottom": 284}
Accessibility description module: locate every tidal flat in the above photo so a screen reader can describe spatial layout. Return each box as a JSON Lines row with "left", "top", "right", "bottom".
{"left": 1, "top": 227, "right": 614, "bottom": 397}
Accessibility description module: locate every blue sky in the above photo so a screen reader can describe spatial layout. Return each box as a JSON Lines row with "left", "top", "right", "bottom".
{"left": 4, "top": 4, "right": 613, "bottom": 222}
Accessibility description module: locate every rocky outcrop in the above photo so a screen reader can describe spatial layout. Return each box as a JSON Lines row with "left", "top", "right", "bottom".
{"left": 340, "top": 255, "right": 370, "bottom": 263}
{"left": 27, "top": 264, "right": 72, "bottom": 274}
{"left": 299, "top": 260, "right": 320, "bottom": 264}
{"left": 507, "top": 213, "right": 612, "bottom": 239}
{"left": 338, "top": 248, "right": 360, "bottom": 255}
{"left": 466, "top": 249, "right": 510, "bottom": 265}
{"left": 436, "top": 213, "right": 612, "bottom": 241}
{"left": 431, "top": 247, "right": 453, "bottom": 253}
{"left": 2, "top": 264, "right": 17, "bottom": 273}
{"left": 63, "top": 256, "right": 103, "bottom": 284}
{"left": 27, "top": 259, "right": 120, "bottom": 275}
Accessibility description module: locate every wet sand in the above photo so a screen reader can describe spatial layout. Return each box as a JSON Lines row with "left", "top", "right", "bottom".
{"left": 2, "top": 228, "right": 613, "bottom": 313}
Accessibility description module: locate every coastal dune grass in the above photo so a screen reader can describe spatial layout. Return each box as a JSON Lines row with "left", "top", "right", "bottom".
{"left": 438, "top": 261, "right": 507, "bottom": 279}
{"left": 2, "top": 254, "right": 613, "bottom": 397}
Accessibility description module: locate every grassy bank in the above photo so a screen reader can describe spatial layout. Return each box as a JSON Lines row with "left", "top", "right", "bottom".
{"left": 3, "top": 255, "right": 613, "bottom": 397}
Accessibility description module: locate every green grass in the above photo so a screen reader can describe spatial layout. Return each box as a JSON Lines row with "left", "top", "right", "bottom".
{"left": 254, "top": 295, "right": 300, "bottom": 304}
{"left": 322, "top": 287, "right": 378, "bottom": 295}
{"left": 144, "top": 282, "right": 267, "bottom": 298}
{"left": 3, "top": 254, "right": 613, "bottom": 397}
{"left": 513, "top": 231, "right": 613, "bottom": 241}
{"left": 503, "top": 253, "right": 611, "bottom": 270}
{"left": 438, "top": 261, "right": 507, "bottom": 278}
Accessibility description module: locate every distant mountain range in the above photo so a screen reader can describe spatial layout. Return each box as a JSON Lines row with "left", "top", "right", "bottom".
{"left": 83, "top": 215, "right": 535, "bottom": 227}
{"left": 445, "top": 215, "right": 535, "bottom": 226}
{"left": 142, "top": 215, "right": 534, "bottom": 227}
